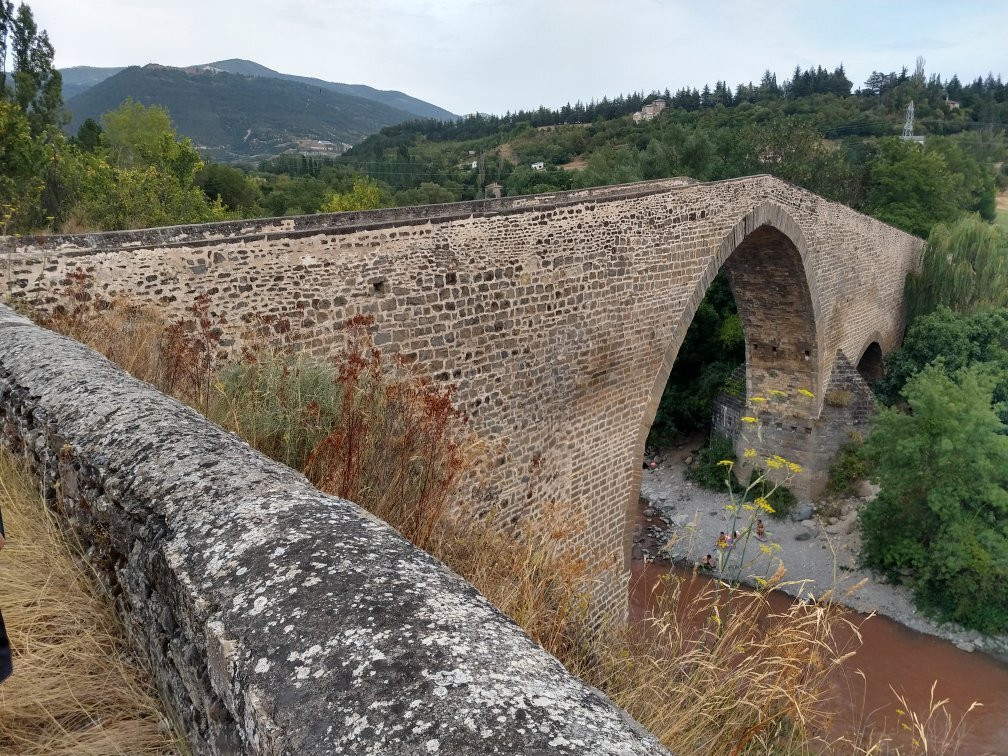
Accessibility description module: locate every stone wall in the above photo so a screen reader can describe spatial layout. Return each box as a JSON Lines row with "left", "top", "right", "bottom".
{"left": 0, "top": 304, "right": 669, "bottom": 755}
{"left": 0, "top": 175, "right": 923, "bottom": 615}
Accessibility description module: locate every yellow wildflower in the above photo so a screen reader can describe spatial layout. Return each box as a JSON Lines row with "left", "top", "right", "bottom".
{"left": 750, "top": 396, "right": 767, "bottom": 403}
{"left": 743, "top": 448, "right": 757, "bottom": 458}
{"left": 788, "top": 462, "right": 803, "bottom": 474}
{"left": 769, "top": 389, "right": 787, "bottom": 396}
{"left": 798, "top": 388, "right": 815, "bottom": 398}
{"left": 717, "top": 459, "right": 734, "bottom": 467}
{"left": 741, "top": 416, "right": 758, "bottom": 424}
{"left": 766, "top": 457, "right": 784, "bottom": 470}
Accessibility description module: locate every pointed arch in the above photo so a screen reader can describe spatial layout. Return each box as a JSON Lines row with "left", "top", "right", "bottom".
{"left": 624, "top": 201, "right": 824, "bottom": 569}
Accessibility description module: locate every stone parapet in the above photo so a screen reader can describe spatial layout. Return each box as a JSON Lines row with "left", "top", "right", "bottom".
{"left": 0, "top": 304, "right": 668, "bottom": 756}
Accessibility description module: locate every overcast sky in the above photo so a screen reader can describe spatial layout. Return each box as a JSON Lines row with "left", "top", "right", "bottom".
{"left": 30, "top": 0, "right": 1008, "bottom": 115}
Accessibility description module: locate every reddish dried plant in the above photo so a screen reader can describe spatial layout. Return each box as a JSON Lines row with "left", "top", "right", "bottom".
{"left": 303, "top": 315, "right": 470, "bottom": 550}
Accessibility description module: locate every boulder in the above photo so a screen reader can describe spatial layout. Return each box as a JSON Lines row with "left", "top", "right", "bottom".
{"left": 855, "top": 479, "right": 881, "bottom": 500}
{"left": 791, "top": 502, "right": 814, "bottom": 522}
{"left": 798, "top": 519, "right": 820, "bottom": 539}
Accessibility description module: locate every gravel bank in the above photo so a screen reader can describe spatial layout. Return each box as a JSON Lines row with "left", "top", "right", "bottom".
{"left": 632, "top": 440, "right": 1008, "bottom": 663}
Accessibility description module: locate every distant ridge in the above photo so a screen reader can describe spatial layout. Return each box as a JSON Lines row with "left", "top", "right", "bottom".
{"left": 58, "top": 58, "right": 456, "bottom": 122}
{"left": 64, "top": 64, "right": 432, "bottom": 162}
{"left": 60, "top": 65, "right": 125, "bottom": 99}
{"left": 207, "top": 58, "right": 457, "bottom": 122}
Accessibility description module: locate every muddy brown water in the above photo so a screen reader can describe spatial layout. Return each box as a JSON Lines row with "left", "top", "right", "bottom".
{"left": 629, "top": 560, "right": 1008, "bottom": 753}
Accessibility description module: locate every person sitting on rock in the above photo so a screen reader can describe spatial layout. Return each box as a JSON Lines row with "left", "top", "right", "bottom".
{"left": 716, "top": 531, "right": 728, "bottom": 550}
{"left": 755, "top": 519, "right": 766, "bottom": 541}
{"left": 702, "top": 554, "right": 715, "bottom": 571}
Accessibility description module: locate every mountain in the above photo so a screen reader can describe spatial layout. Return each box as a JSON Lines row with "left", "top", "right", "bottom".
{"left": 207, "top": 59, "right": 457, "bottom": 122}
{"left": 64, "top": 64, "right": 429, "bottom": 162}
{"left": 60, "top": 65, "right": 124, "bottom": 99}
{"left": 58, "top": 58, "right": 456, "bottom": 122}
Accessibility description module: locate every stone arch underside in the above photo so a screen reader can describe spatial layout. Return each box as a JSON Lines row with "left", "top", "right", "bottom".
{"left": 624, "top": 206, "right": 824, "bottom": 594}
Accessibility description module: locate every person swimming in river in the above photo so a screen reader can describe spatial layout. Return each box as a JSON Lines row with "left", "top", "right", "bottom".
{"left": 716, "top": 531, "right": 728, "bottom": 550}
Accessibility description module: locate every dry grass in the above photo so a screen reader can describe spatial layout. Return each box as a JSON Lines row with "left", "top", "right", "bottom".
{"left": 25, "top": 276, "right": 978, "bottom": 755}
{"left": 0, "top": 447, "right": 183, "bottom": 755}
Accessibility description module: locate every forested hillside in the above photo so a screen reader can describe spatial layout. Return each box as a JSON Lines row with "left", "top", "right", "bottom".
{"left": 332, "top": 64, "right": 1006, "bottom": 225}
{"left": 65, "top": 64, "right": 424, "bottom": 161}
{"left": 207, "top": 59, "right": 457, "bottom": 122}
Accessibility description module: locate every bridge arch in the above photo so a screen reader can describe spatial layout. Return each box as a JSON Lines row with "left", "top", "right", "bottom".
{"left": 855, "top": 338, "right": 886, "bottom": 383}
{"left": 626, "top": 202, "right": 824, "bottom": 570}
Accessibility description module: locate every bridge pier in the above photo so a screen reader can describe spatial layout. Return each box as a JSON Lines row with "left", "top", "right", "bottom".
{"left": 716, "top": 351, "right": 877, "bottom": 499}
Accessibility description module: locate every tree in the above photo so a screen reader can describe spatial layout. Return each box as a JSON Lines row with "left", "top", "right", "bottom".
{"left": 926, "top": 137, "right": 997, "bottom": 221}
{"left": 392, "top": 182, "right": 457, "bottom": 207}
{"left": 73, "top": 117, "right": 102, "bottom": 152}
{"left": 320, "top": 176, "right": 383, "bottom": 213}
{"left": 100, "top": 98, "right": 201, "bottom": 184}
{"left": 0, "top": 98, "right": 49, "bottom": 231}
{"left": 861, "top": 365, "right": 1008, "bottom": 632}
{"left": 875, "top": 306, "right": 1008, "bottom": 425}
{"left": 58, "top": 99, "right": 227, "bottom": 230}
{"left": 906, "top": 216, "right": 1008, "bottom": 320}
{"left": 197, "top": 162, "right": 262, "bottom": 215}
{"left": 1, "top": 2, "right": 63, "bottom": 134}
{"left": 0, "top": 1, "right": 12, "bottom": 97}
{"left": 864, "top": 138, "right": 962, "bottom": 237}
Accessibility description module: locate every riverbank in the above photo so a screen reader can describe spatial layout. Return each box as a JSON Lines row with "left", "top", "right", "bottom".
{"left": 632, "top": 438, "right": 1008, "bottom": 664}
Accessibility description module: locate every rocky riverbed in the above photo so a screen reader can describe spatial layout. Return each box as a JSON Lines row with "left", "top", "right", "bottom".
{"left": 632, "top": 439, "right": 1008, "bottom": 663}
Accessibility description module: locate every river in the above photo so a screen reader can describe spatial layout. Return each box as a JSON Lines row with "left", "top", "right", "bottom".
{"left": 629, "top": 560, "right": 1008, "bottom": 753}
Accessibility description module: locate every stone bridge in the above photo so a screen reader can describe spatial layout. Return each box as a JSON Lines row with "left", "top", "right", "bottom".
{"left": 1, "top": 175, "right": 922, "bottom": 615}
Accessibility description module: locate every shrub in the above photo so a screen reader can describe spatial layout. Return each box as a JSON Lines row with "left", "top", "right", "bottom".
{"left": 905, "top": 215, "right": 1008, "bottom": 321}
{"left": 860, "top": 365, "right": 1008, "bottom": 632}
{"left": 824, "top": 389, "right": 851, "bottom": 407}
{"left": 874, "top": 305, "right": 1008, "bottom": 423}
{"left": 826, "top": 434, "right": 874, "bottom": 498}
{"left": 686, "top": 435, "right": 798, "bottom": 520}
{"left": 744, "top": 468, "right": 799, "bottom": 521}
{"left": 213, "top": 316, "right": 474, "bottom": 552}
{"left": 685, "top": 433, "right": 737, "bottom": 490}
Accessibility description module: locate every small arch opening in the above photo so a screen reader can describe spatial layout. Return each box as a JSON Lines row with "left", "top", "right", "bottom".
{"left": 857, "top": 342, "right": 885, "bottom": 383}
